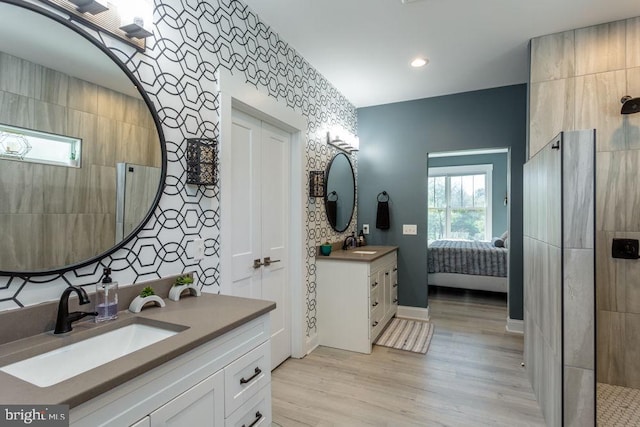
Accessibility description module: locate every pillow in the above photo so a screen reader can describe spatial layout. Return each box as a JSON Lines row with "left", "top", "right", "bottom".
{"left": 492, "top": 237, "right": 504, "bottom": 248}
{"left": 500, "top": 230, "right": 509, "bottom": 240}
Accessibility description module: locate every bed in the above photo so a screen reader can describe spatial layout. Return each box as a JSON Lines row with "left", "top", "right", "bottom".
{"left": 427, "top": 239, "right": 508, "bottom": 293}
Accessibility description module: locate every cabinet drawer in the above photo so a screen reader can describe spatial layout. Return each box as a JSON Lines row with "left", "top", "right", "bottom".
{"left": 225, "top": 384, "right": 271, "bottom": 427}
{"left": 370, "top": 251, "right": 397, "bottom": 273}
{"left": 224, "top": 341, "right": 271, "bottom": 417}
{"left": 369, "top": 274, "right": 381, "bottom": 291}
{"left": 370, "top": 304, "right": 383, "bottom": 335}
{"left": 370, "top": 286, "right": 381, "bottom": 311}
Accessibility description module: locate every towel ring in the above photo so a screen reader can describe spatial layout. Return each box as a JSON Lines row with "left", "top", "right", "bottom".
{"left": 377, "top": 191, "right": 389, "bottom": 202}
{"left": 327, "top": 191, "right": 338, "bottom": 201}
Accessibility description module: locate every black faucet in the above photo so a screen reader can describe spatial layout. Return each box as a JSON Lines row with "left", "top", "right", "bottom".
{"left": 343, "top": 233, "right": 357, "bottom": 250}
{"left": 54, "top": 286, "right": 97, "bottom": 334}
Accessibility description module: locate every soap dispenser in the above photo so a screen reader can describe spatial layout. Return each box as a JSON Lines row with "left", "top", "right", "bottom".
{"left": 96, "top": 268, "right": 118, "bottom": 322}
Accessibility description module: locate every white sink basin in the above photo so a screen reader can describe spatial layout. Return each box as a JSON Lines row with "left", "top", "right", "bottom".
{"left": 352, "top": 250, "right": 377, "bottom": 255}
{"left": 1, "top": 323, "right": 181, "bottom": 387}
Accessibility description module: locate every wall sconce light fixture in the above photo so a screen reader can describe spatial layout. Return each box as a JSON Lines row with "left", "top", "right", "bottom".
{"left": 309, "top": 171, "right": 326, "bottom": 198}
{"left": 186, "top": 138, "right": 217, "bottom": 185}
{"left": 326, "top": 131, "right": 359, "bottom": 154}
{"left": 69, "top": 0, "right": 109, "bottom": 15}
{"left": 113, "top": 0, "right": 154, "bottom": 39}
{"left": 43, "top": 0, "right": 152, "bottom": 50}
{"left": 68, "top": 0, "right": 108, "bottom": 15}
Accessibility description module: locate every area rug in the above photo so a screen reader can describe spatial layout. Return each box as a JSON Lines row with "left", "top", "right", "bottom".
{"left": 374, "top": 318, "right": 434, "bottom": 354}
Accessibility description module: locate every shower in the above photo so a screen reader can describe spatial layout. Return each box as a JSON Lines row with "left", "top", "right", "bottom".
{"left": 621, "top": 95, "right": 640, "bottom": 114}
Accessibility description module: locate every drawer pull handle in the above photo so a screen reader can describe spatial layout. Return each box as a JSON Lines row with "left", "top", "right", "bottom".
{"left": 393, "top": 283, "right": 398, "bottom": 288}
{"left": 371, "top": 281, "right": 378, "bottom": 288}
{"left": 240, "top": 367, "right": 262, "bottom": 384}
{"left": 393, "top": 267, "right": 398, "bottom": 272}
{"left": 372, "top": 301, "right": 379, "bottom": 307}
{"left": 393, "top": 298, "right": 398, "bottom": 303}
{"left": 372, "top": 321, "right": 379, "bottom": 327}
{"left": 385, "top": 272, "right": 389, "bottom": 276}
{"left": 242, "top": 411, "right": 263, "bottom": 427}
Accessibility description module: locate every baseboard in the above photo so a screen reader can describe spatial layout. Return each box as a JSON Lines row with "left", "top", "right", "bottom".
{"left": 506, "top": 317, "right": 524, "bottom": 334}
{"left": 305, "top": 333, "right": 319, "bottom": 355}
{"left": 397, "top": 305, "right": 430, "bottom": 322}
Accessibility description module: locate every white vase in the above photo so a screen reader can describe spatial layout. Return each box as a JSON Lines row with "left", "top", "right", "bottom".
{"left": 128, "top": 295, "right": 166, "bottom": 313}
{"left": 168, "top": 284, "right": 201, "bottom": 302}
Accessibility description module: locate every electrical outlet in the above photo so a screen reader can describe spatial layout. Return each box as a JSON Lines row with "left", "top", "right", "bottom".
{"left": 403, "top": 224, "right": 417, "bottom": 235}
{"left": 194, "top": 239, "right": 205, "bottom": 260}
{"left": 363, "top": 224, "right": 369, "bottom": 234}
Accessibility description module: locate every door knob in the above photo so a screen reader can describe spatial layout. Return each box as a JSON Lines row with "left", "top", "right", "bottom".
{"left": 253, "top": 257, "right": 282, "bottom": 269}
{"left": 263, "top": 256, "right": 281, "bottom": 267}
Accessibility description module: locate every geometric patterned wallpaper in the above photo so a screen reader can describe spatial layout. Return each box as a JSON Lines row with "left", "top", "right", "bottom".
{"left": 0, "top": 0, "right": 357, "bottom": 337}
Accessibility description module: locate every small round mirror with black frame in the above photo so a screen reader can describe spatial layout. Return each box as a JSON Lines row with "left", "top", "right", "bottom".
{"left": 0, "top": 0, "right": 166, "bottom": 276}
{"left": 324, "top": 152, "right": 355, "bottom": 232}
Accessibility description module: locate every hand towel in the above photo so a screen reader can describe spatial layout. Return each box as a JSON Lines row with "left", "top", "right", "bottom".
{"left": 376, "top": 201, "right": 390, "bottom": 230}
{"left": 326, "top": 200, "right": 337, "bottom": 227}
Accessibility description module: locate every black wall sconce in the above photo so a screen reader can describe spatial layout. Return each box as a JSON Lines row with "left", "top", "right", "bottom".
{"left": 186, "top": 138, "right": 217, "bottom": 185}
{"left": 309, "top": 170, "right": 325, "bottom": 198}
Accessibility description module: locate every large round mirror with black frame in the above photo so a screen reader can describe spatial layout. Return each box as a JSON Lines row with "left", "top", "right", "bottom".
{"left": 0, "top": 1, "right": 165, "bottom": 275}
{"left": 325, "top": 152, "right": 355, "bottom": 232}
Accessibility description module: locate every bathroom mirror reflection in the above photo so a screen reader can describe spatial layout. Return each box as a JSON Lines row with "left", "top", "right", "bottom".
{"left": 0, "top": 2, "right": 164, "bottom": 274}
{"left": 324, "top": 152, "right": 355, "bottom": 232}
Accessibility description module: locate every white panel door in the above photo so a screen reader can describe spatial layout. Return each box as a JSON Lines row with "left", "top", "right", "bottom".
{"left": 230, "top": 109, "right": 290, "bottom": 369}
{"left": 230, "top": 112, "right": 262, "bottom": 300}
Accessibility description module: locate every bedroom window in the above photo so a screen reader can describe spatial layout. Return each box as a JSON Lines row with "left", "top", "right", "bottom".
{"left": 428, "top": 164, "right": 492, "bottom": 242}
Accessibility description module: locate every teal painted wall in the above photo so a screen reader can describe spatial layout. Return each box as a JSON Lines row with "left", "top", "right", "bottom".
{"left": 356, "top": 84, "right": 527, "bottom": 320}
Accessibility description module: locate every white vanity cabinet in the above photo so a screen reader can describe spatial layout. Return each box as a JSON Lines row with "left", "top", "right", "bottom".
{"left": 317, "top": 249, "right": 398, "bottom": 354}
{"left": 70, "top": 315, "right": 272, "bottom": 427}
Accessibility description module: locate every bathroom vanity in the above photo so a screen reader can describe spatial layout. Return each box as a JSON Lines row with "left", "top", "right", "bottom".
{"left": 316, "top": 246, "right": 398, "bottom": 354}
{"left": 0, "top": 292, "right": 275, "bottom": 427}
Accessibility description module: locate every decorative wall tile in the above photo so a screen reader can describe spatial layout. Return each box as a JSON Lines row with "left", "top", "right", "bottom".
{"left": 627, "top": 17, "right": 640, "bottom": 69}
{"left": 530, "top": 30, "right": 575, "bottom": 83}
{"left": 595, "top": 151, "right": 626, "bottom": 231}
{"left": 563, "top": 249, "right": 595, "bottom": 369}
{"left": 626, "top": 67, "right": 640, "bottom": 150}
{"left": 625, "top": 150, "right": 640, "bottom": 230}
{"left": 624, "top": 312, "right": 640, "bottom": 388}
{"left": 575, "top": 20, "right": 626, "bottom": 76}
{"left": 624, "top": 232, "right": 640, "bottom": 314}
{"left": 562, "top": 130, "right": 595, "bottom": 249}
{"left": 596, "top": 231, "right": 626, "bottom": 312}
{"left": 529, "top": 79, "right": 574, "bottom": 157}
{"left": 575, "top": 70, "right": 627, "bottom": 152}
{"left": 597, "top": 310, "right": 626, "bottom": 385}
{"left": 564, "top": 367, "right": 595, "bottom": 427}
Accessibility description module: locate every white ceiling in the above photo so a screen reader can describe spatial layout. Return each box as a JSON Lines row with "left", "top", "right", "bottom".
{"left": 242, "top": 0, "right": 640, "bottom": 108}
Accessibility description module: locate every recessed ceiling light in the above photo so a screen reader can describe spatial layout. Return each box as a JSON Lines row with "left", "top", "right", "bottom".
{"left": 411, "top": 57, "right": 428, "bottom": 68}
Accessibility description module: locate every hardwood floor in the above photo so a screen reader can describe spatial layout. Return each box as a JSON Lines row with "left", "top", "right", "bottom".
{"left": 271, "top": 287, "right": 545, "bottom": 426}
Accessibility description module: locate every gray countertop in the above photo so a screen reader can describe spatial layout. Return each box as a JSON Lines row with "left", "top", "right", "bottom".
{"left": 0, "top": 293, "right": 275, "bottom": 408}
{"left": 316, "top": 245, "right": 398, "bottom": 262}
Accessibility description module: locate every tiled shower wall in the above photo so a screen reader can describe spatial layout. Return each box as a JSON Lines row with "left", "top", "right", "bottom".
{"left": 524, "top": 130, "right": 595, "bottom": 426}
{"left": 0, "top": 0, "right": 357, "bottom": 341}
{"left": 529, "top": 16, "right": 640, "bottom": 389}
